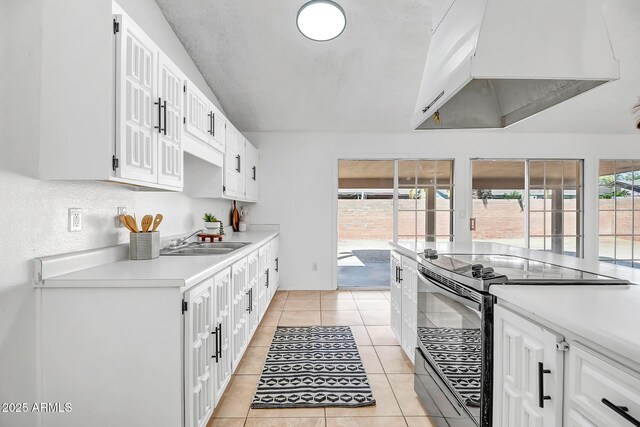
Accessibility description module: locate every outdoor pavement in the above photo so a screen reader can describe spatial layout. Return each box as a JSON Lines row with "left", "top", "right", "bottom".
{"left": 338, "top": 240, "right": 391, "bottom": 288}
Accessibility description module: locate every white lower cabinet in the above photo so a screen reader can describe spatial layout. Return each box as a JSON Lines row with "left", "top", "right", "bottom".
{"left": 390, "top": 251, "right": 418, "bottom": 363}
{"left": 213, "top": 268, "right": 232, "bottom": 404}
{"left": 184, "top": 278, "right": 215, "bottom": 427}
{"left": 258, "top": 244, "right": 271, "bottom": 317}
{"left": 247, "top": 250, "right": 261, "bottom": 332}
{"left": 231, "top": 258, "right": 248, "bottom": 371}
{"left": 566, "top": 342, "right": 640, "bottom": 426}
{"left": 493, "top": 305, "right": 565, "bottom": 427}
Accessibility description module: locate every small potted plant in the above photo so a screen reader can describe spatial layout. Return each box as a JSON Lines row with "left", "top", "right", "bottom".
{"left": 203, "top": 213, "right": 221, "bottom": 231}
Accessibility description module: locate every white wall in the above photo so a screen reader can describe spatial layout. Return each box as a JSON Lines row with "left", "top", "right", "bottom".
{"left": 0, "top": 1, "right": 231, "bottom": 425}
{"left": 245, "top": 131, "right": 640, "bottom": 291}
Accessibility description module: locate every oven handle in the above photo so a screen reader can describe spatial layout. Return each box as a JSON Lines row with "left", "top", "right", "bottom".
{"left": 418, "top": 273, "right": 482, "bottom": 312}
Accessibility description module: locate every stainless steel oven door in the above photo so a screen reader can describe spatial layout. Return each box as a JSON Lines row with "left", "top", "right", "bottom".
{"left": 416, "top": 271, "right": 491, "bottom": 426}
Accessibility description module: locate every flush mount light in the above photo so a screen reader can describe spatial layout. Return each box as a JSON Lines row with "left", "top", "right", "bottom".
{"left": 297, "top": 0, "right": 346, "bottom": 42}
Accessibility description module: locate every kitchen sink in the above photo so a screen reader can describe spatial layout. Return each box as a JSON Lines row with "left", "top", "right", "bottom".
{"left": 160, "top": 241, "right": 251, "bottom": 256}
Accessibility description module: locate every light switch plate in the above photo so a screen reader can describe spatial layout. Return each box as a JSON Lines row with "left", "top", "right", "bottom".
{"left": 68, "top": 208, "right": 82, "bottom": 232}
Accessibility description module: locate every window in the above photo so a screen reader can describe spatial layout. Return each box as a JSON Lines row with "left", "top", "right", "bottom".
{"left": 599, "top": 160, "right": 640, "bottom": 268}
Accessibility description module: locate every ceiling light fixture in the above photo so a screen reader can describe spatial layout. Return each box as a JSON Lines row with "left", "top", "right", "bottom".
{"left": 297, "top": 0, "right": 346, "bottom": 42}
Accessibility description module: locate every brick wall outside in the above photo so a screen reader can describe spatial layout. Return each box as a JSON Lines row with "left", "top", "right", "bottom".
{"left": 338, "top": 198, "right": 640, "bottom": 240}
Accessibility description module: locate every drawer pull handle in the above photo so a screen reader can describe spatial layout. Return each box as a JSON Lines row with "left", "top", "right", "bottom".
{"left": 538, "top": 362, "right": 551, "bottom": 408}
{"left": 602, "top": 398, "right": 640, "bottom": 426}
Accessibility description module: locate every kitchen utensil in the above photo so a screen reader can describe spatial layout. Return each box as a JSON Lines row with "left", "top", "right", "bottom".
{"left": 151, "top": 214, "right": 163, "bottom": 232}
{"left": 124, "top": 215, "right": 139, "bottom": 233}
{"left": 141, "top": 215, "right": 153, "bottom": 232}
{"left": 119, "top": 214, "right": 136, "bottom": 233}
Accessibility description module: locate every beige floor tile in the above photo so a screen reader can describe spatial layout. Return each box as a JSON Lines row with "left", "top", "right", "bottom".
{"left": 387, "top": 374, "right": 429, "bottom": 416}
{"left": 321, "top": 290, "right": 354, "bottom": 300}
{"left": 365, "top": 326, "right": 399, "bottom": 346}
{"left": 250, "top": 326, "right": 277, "bottom": 347}
{"left": 273, "top": 291, "right": 289, "bottom": 300}
{"left": 206, "top": 418, "right": 246, "bottom": 427}
{"left": 321, "top": 310, "right": 363, "bottom": 326}
{"left": 375, "top": 346, "right": 414, "bottom": 374}
{"left": 279, "top": 311, "right": 322, "bottom": 326}
{"left": 287, "top": 291, "right": 321, "bottom": 300}
{"left": 405, "top": 417, "right": 439, "bottom": 427}
{"left": 350, "top": 326, "right": 373, "bottom": 346}
{"left": 212, "top": 374, "right": 258, "bottom": 418}
{"left": 268, "top": 298, "right": 286, "bottom": 311}
{"left": 325, "top": 374, "right": 402, "bottom": 417}
{"left": 326, "top": 417, "right": 406, "bottom": 427}
{"left": 354, "top": 300, "right": 391, "bottom": 311}
{"left": 320, "top": 299, "right": 358, "bottom": 311}
{"left": 360, "top": 310, "right": 391, "bottom": 326}
{"left": 351, "top": 291, "right": 387, "bottom": 300}
{"left": 245, "top": 418, "right": 325, "bottom": 427}
{"left": 284, "top": 299, "right": 321, "bottom": 311}
{"left": 357, "top": 346, "right": 384, "bottom": 374}
{"left": 248, "top": 407, "right": 325, "bottom": 418}
{"left": 235, "top": 345, "right": 270, "bottom": 375}
{"left": 260, "top": 310, "right": 283, "bottom": 326}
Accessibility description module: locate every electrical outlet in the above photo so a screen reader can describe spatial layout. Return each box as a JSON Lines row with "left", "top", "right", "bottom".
{"left": 312, "top": 262, "right": 318, "bottom": 272}
{"left": 68, "top": 208, "right": 82, "bottom": 232}
{"left": 116, "top": 207, "right": 127, "bottom": 227}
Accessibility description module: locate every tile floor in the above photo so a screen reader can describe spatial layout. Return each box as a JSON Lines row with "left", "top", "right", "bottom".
{"left": 208, "top": 290, "right": 438, "bottom": 427}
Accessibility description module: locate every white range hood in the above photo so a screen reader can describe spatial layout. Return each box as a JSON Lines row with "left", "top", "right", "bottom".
{"left": 412, "top": 0, "right": 620, "bottom": 130}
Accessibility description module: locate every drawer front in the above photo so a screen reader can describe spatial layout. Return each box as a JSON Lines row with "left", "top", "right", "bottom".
{"left": 568, "top": 343, "right": 640, "bottom": 426}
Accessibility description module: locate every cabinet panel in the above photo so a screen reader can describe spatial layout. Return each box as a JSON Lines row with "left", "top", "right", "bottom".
{"left": 245, "top": 141, "right": 259, "bottom": 201}
{"left": 493, "top": 305, "right": 564, "bottom": 427}
{"left": 157, "top": 53, "right": 184, "bottom": 188}
{"left": 271, "top": 237, "right": 280, "bottom": 293}
{"left": 115, "top": 13, "right": 158, "bottom": 184}
{"left": 231, "top": 258, "right": 248, "bottom": 371}
{"left": 210, "top": 104, "right": 226, "bottom": 153}
{"left": 224, "top": 125, "right": 238, "bottom": 197}
{"left": 184, "top": 80, "right": 212, "bottom": 147}
{"left": 184, "top": 278, "right": 214, "bottom": 427}
{"left": 257, "top": 244, "right": 271, "bottom": 318}
{"left": 213, "top": 268, "right": 232, "bottom": 404}
{"left": 400, "top": 256, "right": 418, "bottom": 364}
{"left": 247, "top": 251, "right": 260, "bottom": 335}
{"left": 390, "top": 252, "right": 402, "bottom": 343}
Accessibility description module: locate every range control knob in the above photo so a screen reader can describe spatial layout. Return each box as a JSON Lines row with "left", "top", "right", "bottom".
{"left": 471, "top": 264, "right": 484, "bottom": 278}
{"left": 480, "top": 267, "right": 495, "bottom": 278}
{"left": 424, "top": 249, "right": 438, "bottom": 259}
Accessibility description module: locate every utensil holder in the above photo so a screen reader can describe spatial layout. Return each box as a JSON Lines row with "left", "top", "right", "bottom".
{"left": 129, "top": 232, "right": 160, "bottom": 260}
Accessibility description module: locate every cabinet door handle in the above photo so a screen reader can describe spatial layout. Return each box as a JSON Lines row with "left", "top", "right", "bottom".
{"left": 154, "top": 97, "right": 163, "bottom": 134}
{"left": 162, "top": 100, "right": 167, "bottom": 135}
{"left": 236, "top": 155, "right": 241, "bottom": 173}
{"left": 538, "top": 362, "right": 551, "bottom": 408}
{"left": 602, "top": 398, "right": 640, "bottom": 426}
{"left": 211, "top": 112, "right": 215, "bottom": 137}
{"left": 398, "top": 267, "right": 403, "bottom": 283}
{"left": 394, "top": 266, "right": 398, "bottom": 282}
{"left": 275, "top": 258, "right": 279, "bottom": 272}
{"left": 217, "top": 323, "right": 222, "bottom": 359}
{"left": 252, "top": 166, "right": 256, "bottom": 181}
{"left": 207, "top": 112, "right": 213, "bottom": 135}
{"left": 211, "top": 326, "right": 219, "bottom": 362}
{"left": 266, "top": 268, "right": 269, "bottom": 288}
{"left": 246, "top": 290, "right": 251, "bottom": 312}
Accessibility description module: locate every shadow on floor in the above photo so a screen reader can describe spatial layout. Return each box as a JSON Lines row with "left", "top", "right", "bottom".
{"left": 338, "top": 249, "right": 390, "bottom": 288}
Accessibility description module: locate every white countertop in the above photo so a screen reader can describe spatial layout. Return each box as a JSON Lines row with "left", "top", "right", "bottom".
{"left": 39, "top": 230, "right": 278, "bottom": 290}
{"left": 490, "top": 284, "right": 640, "bottom": 362}
{"left": 391, "top": 240, "right": 640, "bottom": 362}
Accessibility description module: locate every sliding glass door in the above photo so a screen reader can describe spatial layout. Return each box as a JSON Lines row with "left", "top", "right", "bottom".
{"left": 471, "top": 159, "right": 583, "bottom": 257}
{"left": 337, "top": 159, "right": 454, "bottom": 288}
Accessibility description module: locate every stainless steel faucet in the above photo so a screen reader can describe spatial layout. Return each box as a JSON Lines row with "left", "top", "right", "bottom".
{"left": 168, "top": 228, "right": 206, "bottom": 248}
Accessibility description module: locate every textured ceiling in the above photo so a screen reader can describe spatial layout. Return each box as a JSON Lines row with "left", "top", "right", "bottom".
{"left": 155, "top": 0, "right": 640, "bottom": 133}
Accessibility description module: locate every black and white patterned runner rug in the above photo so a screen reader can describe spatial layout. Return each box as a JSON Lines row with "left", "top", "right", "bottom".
{"left": 251, "top": 326, "right": 376, "bottom": 409}
{"left": 418, "top": 327, "right": 482, "bottom": 407}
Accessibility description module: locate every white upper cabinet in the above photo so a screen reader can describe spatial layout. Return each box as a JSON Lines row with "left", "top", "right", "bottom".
{"left": 245, "top": 140, "right": 259, "bottom": 201}
{"left": 114, "top": 12, "right": 158, "bottom": 185}
{"left": 224, "top": 124, "right": 240, "bottom": 198}
{"left": 157, "top": 53, "right": 184, "bottom": 188}
{"left": 183, "top": 80, "right": 226, "bottom": 156}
